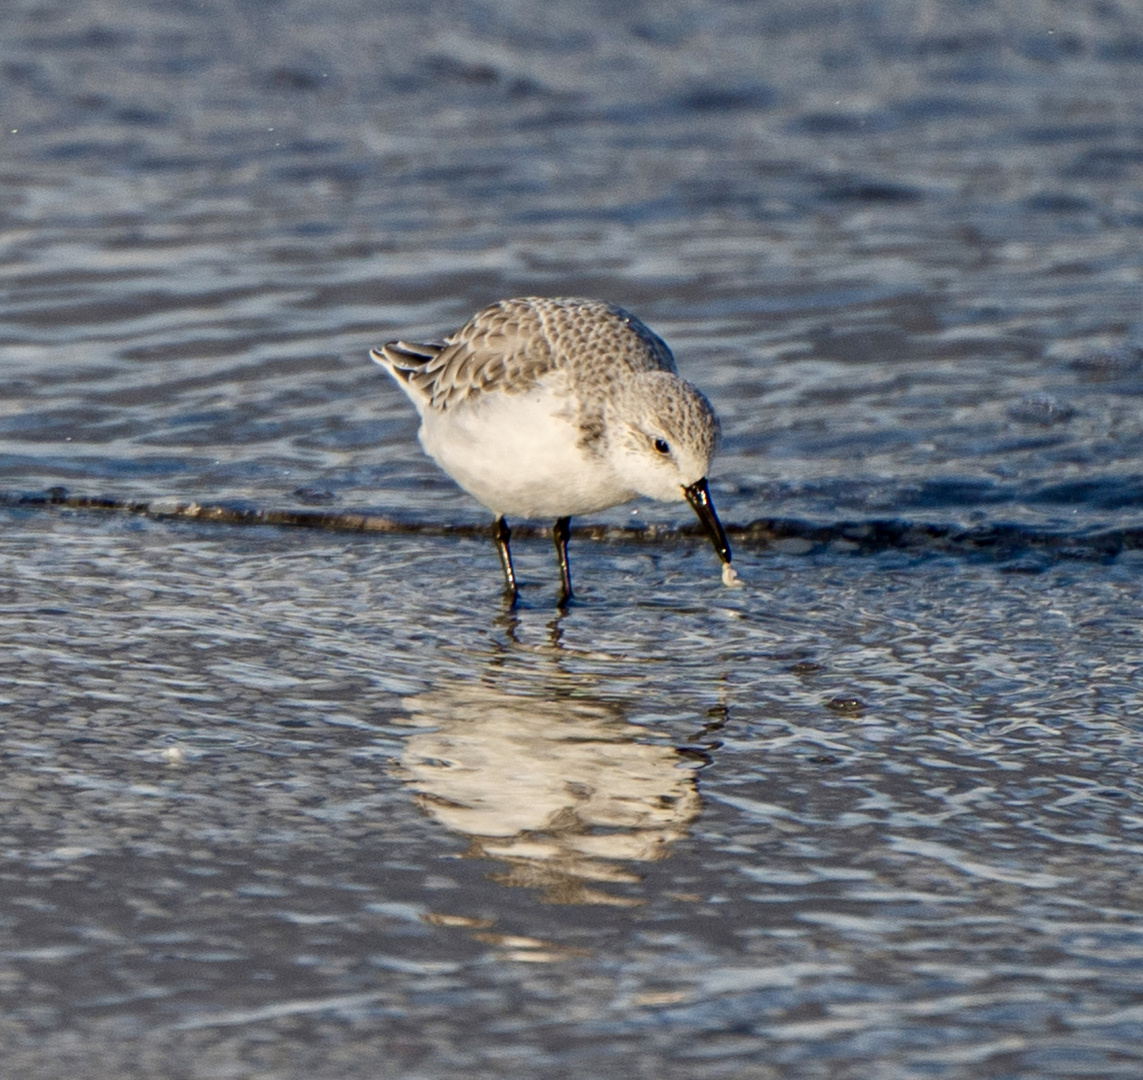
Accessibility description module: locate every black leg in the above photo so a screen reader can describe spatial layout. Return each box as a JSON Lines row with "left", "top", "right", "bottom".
{"left": 492, "top": 516, "right": 518, "bottom": 604}
{"left": 553, "top": 516, "right": 573, "bottom": 607}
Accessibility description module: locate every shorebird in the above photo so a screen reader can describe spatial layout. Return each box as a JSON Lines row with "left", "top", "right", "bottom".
{"left": 371, "top": 296, "right": 736, "bottom": 605}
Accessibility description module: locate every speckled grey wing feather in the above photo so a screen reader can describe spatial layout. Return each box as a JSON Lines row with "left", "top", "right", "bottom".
{"left": 372, "top": 297, "right": 677, "bottom": 411}
{"left": 373, "top": 301, "right": 555, "bottom": 410}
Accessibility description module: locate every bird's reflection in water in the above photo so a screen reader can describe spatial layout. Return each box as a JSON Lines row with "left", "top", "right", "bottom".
{"left": 395, "top": 617, "right": 704, "bottom": 905}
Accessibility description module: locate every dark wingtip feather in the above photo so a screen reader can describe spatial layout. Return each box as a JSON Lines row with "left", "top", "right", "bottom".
{"left": 371, "top": 340, "right": 445, "bottom": 379}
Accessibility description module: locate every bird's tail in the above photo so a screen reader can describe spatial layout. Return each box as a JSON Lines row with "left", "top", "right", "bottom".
{"left": 369, "top": 340, "right": 445, "bottom": 382}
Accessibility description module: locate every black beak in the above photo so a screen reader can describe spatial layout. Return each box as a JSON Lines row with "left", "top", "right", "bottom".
{"left": 683, "top": 478, "right": 732, "bottom": 565}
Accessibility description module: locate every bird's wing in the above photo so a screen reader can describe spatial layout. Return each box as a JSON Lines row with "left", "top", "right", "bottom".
{"left": 370, "top": 297, "right": 677, "bottom": 411}
{"left": 371, "top": 300, "right": 557, "bottom": 410}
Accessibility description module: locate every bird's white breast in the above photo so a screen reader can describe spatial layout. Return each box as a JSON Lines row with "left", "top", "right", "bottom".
{"left": 417, "top": 380, "right": 636, "bottom": 519}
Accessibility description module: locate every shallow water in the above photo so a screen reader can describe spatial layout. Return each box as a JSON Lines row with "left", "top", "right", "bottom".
{"left": 3, "top": 1, "right": 1143, "bottom": 1077}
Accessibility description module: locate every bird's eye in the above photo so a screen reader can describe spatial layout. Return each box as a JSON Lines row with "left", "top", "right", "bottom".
{"left": 653, "top": 438, "right": 670, "bottom": 455}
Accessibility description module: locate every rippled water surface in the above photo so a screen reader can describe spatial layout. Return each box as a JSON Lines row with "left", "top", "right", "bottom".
{"left": 4, "top": 1, "right": 1143, "bottom": 1077}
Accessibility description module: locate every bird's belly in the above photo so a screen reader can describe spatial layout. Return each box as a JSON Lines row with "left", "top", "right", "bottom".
{"left": 418, "top": 388, "right": 635, "bottom": 519}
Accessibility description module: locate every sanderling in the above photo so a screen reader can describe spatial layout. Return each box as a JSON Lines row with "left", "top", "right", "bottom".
{"left": 371, "top": 296, "right": 738, "bottom": 605}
